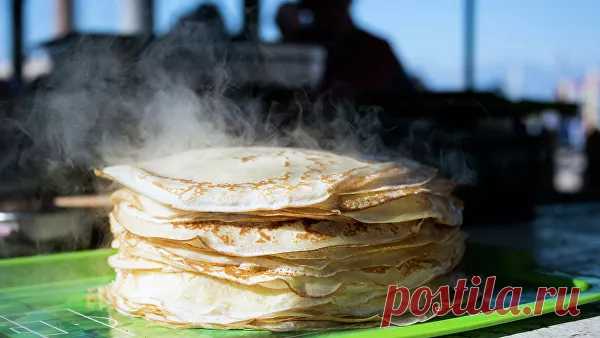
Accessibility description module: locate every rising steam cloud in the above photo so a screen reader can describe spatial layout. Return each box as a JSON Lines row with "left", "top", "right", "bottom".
{"left": 8, "top": 21, "right": 473, "bottom": 194}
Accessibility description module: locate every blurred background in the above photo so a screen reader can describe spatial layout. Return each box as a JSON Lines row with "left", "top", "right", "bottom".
{"left": 0, "top": 0, "right": 599, "bottom": 271}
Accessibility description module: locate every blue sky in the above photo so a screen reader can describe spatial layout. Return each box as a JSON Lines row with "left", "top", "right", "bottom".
{"left": 351, "top": 0, "right": 600, "bottom": 97}
{"left": 1, "top": 0, "right": 599, "bottom": 99}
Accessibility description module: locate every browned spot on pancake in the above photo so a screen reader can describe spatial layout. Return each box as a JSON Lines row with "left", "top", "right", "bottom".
{"left": 340, "top": 222, "right": 369, "bottom": 237}
{"left": 139, "top": 168, "right": 299, "bottom": 195}
{"left": 223, "top": 265, "right": 268, "bottom": 278}
{"left": 340, "top": 188, "right": 421, "bottom": 210}
{"left": 240, "top": 155, "right": 257, "bottom": 162}
{"left": 396, "top": 258, "right": 436, "bottom": 275}
{"left": 258, "top": 229, "right": 272, "bottom": 241}
{"left": 295, "top": 222, "right": 332, "bottom": 242}
{"left": 295, "top": 231, "right": 325, "bottom": 242}
{"left": 239, "top": 226, "right": 252, "bottom": 236}
{"left": 216, "top": 233, "right": 233, "bottom": 245}
{"left": 169, "top": 219, "right": 285, "bottom": 231}
{"left": 361, "top": 266, "right": 390, "bottom": 274}
{"left": 170, "top": 221, "right": 205, "bottom": 230}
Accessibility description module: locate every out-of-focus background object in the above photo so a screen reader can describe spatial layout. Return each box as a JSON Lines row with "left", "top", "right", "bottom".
{"left": 0, "top": 0, "right": 598, "bottom": 261}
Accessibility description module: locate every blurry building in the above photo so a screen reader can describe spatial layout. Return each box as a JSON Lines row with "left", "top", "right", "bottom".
{"left": 557, "top": 70, "right": 600, "bottom": 192}
{"left": 557, "top": 70, "right": 600, "bottom": 133}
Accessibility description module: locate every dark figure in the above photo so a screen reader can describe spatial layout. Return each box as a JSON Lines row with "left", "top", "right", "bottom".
{"left": 174, "top": 3, "right": 228, "bottom": 41}
{"left": 152, "top": 3, "right": 229, "bottom": 91}
{"left": 275, "top": 3, "right": 304, "bottom": 43}
{"left": 276, "top": 0, "right": 415, "bottom": 96}
{"left": 585, "top": 129, "right": 600, "bottom": 192}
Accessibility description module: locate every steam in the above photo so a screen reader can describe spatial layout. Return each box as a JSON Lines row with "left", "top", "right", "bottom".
{"left": 8, "top": 24, "right": 474, "bottom": 194}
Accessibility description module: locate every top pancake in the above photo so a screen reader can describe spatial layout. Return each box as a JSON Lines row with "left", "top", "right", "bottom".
{"left": 99, "top": 147, "right": 437, "bottom": 213}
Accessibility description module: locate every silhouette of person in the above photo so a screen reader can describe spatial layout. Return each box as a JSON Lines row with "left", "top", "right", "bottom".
{"left": 152, "top": 3, "right": 229, "bottom": 91}
{"left": 585, "top": 129, "right": 600, "bottom": 192}
{"left": 174, "top": 3, "right": 228, "bottom": 41}
{"left": 276, "top": 0, "right": 415, "bottom": 96}
{"left": 276, "top": 3, "right": 304, "bottom": 43}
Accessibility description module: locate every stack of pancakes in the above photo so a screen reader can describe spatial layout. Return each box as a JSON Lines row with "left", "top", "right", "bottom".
{"left": 98, "top": 147, "right": 465, "bottom": 331}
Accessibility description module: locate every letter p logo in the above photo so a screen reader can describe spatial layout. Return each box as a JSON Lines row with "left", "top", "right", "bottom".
{"left": 381, "top": 285, "right": 410, "bottom": 327}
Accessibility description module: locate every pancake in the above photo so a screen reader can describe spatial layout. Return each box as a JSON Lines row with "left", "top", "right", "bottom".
{"left": 337, "top": 177, "right": 456, "bottom": 209}
{"left": 97, "top": 147, "right": 466, "bottom": 331}
{"left": 111, "top": 205, "right": 457, "bottom": 256}
{"left": 344, "top": 193, "right": 463, "bottom": 225}
{"left": 98, "top": 147, "right": 437, "bottom": 213}
{"left": 102, "top": 265, "right": 457, "bottom": 329}
{"left": 103, "top": 282, "right": 431, "bottom": 331}
{"left": 111, "top": 186, "right": 462, "bottom": 225}
{"left": 110, "top": 188, "right": 343, "bottom": 223}
{"left": 109, "top": 229, "right": 465, "bottom": 297}
{"left": 112, "top": 221, "right": 460, "bottom": 266}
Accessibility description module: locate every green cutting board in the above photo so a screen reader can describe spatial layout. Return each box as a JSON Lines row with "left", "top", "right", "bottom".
{"left": 0, "top": 245, "right": 599, "bottom": 338}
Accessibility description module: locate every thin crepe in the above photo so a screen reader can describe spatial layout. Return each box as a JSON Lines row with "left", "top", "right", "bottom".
{"left": 98, "top": 147, "right": 437, "bottom": 213}
{"left": 102, "top": 264, "right": 457, "bottom": 329}
{"left": 111, "top": 205, "right": 457, "bottom": 256}
{"left": 109, "top": 229, "right": 465, "bottom": 297}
